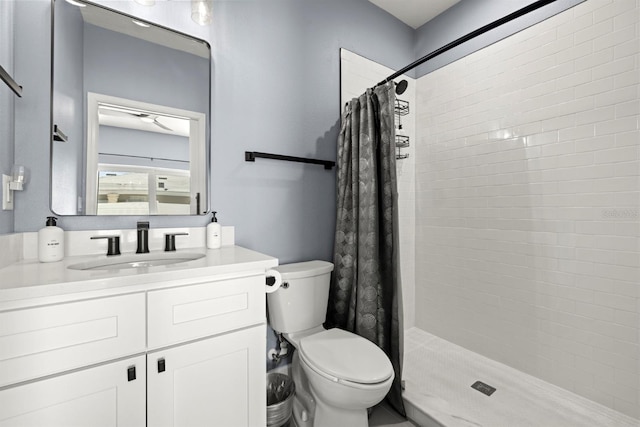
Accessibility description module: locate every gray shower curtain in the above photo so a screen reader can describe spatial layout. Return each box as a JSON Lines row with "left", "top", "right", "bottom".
{"left": 328, "top": 81, "right": 405, "bottom": 417}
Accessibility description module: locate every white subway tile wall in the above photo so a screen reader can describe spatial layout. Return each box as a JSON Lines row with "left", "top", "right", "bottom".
{"left": 415, "top": 0, "right": 639, "bottom": 419}
{"left": 0, "top": 233, "right": 23, "bottom": 270}
{"left": 340, "top": 49, "right": 416, "bottom": 329}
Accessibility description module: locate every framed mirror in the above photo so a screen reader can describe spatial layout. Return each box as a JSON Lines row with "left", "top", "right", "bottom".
{"left": 51, "top": 0, "right": 211, "bottom": 215}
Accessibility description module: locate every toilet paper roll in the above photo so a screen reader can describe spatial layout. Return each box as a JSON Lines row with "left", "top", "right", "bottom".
{"left": 265, "top": 269, "right": 282, "bottom": 294}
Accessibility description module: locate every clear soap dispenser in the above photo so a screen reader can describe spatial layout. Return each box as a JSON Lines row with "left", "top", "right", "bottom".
{"left": 38, "top": 216, "right": 65, "bottom": 262}
{"left": 206, "top": 211, "right": 221, "bottom": 249}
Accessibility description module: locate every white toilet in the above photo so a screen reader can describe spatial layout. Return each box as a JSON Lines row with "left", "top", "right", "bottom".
{"left": 268, "top": 260, "right": 394, "bottom": 427}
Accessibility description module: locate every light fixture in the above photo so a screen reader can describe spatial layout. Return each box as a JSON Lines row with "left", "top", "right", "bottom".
{"left": 191, "top": 0, "right": 212, "bottom": 25}
{"left": 130, "top": 0, "right": 212, "bottom": 26}
{"left": 2, "top": 165, "right": 29, "bottom": 211}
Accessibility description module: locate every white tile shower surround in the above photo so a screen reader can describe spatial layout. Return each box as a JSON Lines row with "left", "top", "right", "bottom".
{"left": 415, "top": 0, "right": 639, "bottom": 419}
{"left": 403, "top": 328, "right": 639, "bottom": 427}
{"left": 0, "top": 232, "right": 22, "bottom": 270}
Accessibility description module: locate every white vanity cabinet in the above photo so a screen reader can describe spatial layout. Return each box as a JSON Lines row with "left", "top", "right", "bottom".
{"left": 0, "top": 293, "right": 147, "bottom": 427}
{"left": 0, "top": 252, "right": 274, "bottom": 427}
{"left": 0, "top": 293, "right": 146, "bottom": 387}
{"left": 0, "top": 356, "right": 146, "bottom": 427}
{"left": 147, "top": 325, "right": 265, "bottom": 427}
{"left": 146, "top": 274, "right": 267, "bottom": 426}
{"left": 146, "top": 274, "right": 266, "bottom": 349}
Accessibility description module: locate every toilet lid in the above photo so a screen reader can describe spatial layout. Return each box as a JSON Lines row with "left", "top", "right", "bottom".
{"left": 299, "top": 328, "right": 394, "bottom": 384}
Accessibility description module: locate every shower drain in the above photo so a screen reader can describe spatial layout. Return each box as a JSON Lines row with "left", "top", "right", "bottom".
{"left": 471, "top": 381, "right": 496, "bottom": 396}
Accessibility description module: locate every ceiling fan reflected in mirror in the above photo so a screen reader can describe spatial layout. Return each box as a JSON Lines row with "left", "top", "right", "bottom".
{"left": 98, "top": 104, "right": 190, "bottom": 136}
{"left": 133, "top": 112, "right": 173, "bottom": 131}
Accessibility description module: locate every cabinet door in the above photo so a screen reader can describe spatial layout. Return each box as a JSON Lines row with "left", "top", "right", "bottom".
{"left": 0, "top": 292, "right": 146, "bottom": 387}
{"left": 147, "top": 275, "right": 265, "bottom": 349}
{"left": 0, "top": 355, "right": 145, "bottom": 427}
{"left": 148, "top": 325, "right": 266, "bottom": 427}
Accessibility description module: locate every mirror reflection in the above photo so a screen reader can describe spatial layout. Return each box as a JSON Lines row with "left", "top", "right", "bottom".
{"left": 89, "top": 94, "right": 205, "bottom": 215}
{"left": 51, "top": 0, "right": 211, "bottom": 216}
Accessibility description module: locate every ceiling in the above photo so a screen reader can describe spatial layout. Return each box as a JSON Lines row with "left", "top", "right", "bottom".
{"left": 368, "top": 0, "right": 461, "bottom": 29}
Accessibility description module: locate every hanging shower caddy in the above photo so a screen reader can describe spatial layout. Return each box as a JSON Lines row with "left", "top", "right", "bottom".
{"left": 395, "top": 99, "right": 409, "bottom": 160}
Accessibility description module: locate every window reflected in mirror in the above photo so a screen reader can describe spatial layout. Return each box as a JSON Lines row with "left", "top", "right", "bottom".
{"left": 97, "top": 167, "right": 191, "bottom": 215}
{"left": 85, "top": 93, "right": 206, "bottom": 215}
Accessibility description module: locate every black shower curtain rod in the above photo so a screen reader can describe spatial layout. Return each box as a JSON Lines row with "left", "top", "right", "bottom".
{"left": 377, "top": 0, "right": 557, "bottom": 88}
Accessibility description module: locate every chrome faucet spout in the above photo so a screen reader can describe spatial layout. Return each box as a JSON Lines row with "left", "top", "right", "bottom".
{"left": 136, "top": 221, "right": 150, "bottom": 254}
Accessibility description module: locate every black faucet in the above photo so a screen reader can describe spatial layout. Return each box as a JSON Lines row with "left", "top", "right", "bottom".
{"left": 136, "top": 221, "right": 150, "bottom": 254}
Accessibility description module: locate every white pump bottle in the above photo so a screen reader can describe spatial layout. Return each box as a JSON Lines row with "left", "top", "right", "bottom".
{"left": 206, "top": 211, "right": 221, "bottom": 249}
{"left": 38, "top": 216, "right": 65, "bottom": 262}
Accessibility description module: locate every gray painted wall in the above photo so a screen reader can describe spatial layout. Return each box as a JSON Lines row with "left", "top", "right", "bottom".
{"left": 0, "top": 0, "right": 15, "bottom": 235}
{"left": 208, "top": 0, "right": 415, "bottom": 263}
{"left": 413, "top": 0, "right": 584, "bottom": 77}
{"left": 11, "top": 0, "right": 414, "bottom": 265}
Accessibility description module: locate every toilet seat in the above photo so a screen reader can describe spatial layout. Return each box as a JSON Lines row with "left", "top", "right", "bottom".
{"left": 298, "top": 328, "right": 394, "bottom": 385}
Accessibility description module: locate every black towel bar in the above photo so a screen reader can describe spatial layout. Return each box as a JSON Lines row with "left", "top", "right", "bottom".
{"left": 245, "top": 151, "right": 335, "bottom": 170}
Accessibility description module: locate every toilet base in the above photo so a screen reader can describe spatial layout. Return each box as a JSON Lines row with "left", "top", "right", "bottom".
{"left": 289, "top": 350, "right": 380, "bottom": 427}
{"left": 290, "top": 351, "right": 316, "bottom": 427}
{"left": 290, "top": 372, "right": 370, "bottom": 427}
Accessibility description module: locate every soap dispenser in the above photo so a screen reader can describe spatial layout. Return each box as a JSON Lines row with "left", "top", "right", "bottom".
{"left": 206, "top": 211, "right": 221, "bottom": 249}
{"left": 38, "top": 216, "right": 65, "bottom": 262}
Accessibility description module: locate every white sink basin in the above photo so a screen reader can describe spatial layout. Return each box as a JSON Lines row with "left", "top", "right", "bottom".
{"left": 67, "top": 252, "right": 206, "bottom": 271}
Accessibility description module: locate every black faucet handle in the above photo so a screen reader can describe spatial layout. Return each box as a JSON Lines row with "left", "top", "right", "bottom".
{"left": 136, "top": 223, "right": 150, "bottom": 254}
{"left": 164, "top": 232, "right": 189, "bottom": 252}
{"left": 91, "top": 235, "right": 121, "bottom": 256}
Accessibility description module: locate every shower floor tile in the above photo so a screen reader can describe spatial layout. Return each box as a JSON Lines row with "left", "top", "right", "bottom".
{"left": 403, "top": 327, "right": 638, "bottom": 427}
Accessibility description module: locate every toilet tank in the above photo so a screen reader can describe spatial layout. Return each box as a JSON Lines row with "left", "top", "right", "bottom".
{"left": 268, "top": 260, "right": 334, "bottom": 334}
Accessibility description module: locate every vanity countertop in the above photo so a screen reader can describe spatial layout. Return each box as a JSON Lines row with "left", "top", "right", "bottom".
{"left": 0, "top": 246, "right": 278, "bottom": 311}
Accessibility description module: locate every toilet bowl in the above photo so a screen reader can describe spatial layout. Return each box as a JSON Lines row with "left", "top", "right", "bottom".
{"left": 268, "top": 261, "right": 394, "bottom": 427}
{"left": 296, "top": 328, "right": 394, "bottom": 426}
